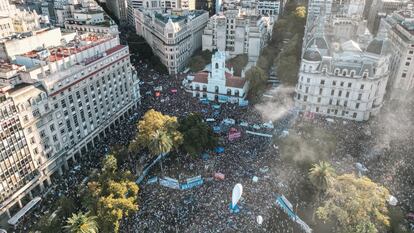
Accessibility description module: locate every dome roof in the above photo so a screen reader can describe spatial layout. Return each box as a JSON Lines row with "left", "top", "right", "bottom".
{"left": 303, "top": 44, "right": 322, "bottom": 61}
{"left": 307, "top": 37, "right": 329, "bottom": 50}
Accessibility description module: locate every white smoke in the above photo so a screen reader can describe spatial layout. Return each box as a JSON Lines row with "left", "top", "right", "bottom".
{"left": 254, "top": 85, "right": 296, "bottom": 122}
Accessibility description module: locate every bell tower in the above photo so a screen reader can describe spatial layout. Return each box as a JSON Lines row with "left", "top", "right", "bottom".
{"left": 211, "top": 51, "right": 226, "bottom": 80}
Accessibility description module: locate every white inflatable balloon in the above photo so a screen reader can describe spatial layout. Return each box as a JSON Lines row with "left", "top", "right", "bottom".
{"left": 257, "top": 215, "right": 263, "bottom": 225}
{"left": 388, "top": 195, "right": 398, "bottom": 206}
{"left": 231, "top": 183, "right": 243, "bottom": 208}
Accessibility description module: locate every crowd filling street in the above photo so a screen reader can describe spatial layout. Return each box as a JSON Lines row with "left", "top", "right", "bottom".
{"left": 12, "top": 57, "right": 414, "bottom": 232}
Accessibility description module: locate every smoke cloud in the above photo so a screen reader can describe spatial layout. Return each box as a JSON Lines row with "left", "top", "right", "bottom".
{"left": 254, "top": 85, "right": 296, "bottom": 122}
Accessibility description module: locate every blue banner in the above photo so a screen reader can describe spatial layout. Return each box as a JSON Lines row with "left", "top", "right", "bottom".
{"left": 180, "top": 178, "right": 203, "bottom": 190}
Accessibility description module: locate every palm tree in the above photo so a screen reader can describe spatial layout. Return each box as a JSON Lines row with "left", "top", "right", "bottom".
{"left": 64, "top": 211, "right": 98, "bottom": 233}
{"left": 309, "top": 161, "right": 336, "bottom": 221}
{"left": 309, "top": 161, "right": 335, "bottom": 192}
{"left": 148, "top": 130, "right": 173, "bottom": 177}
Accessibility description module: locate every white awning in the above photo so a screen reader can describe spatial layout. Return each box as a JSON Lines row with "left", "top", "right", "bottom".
{"left": 7, "top": 197, "right": 41, "bottom": 226}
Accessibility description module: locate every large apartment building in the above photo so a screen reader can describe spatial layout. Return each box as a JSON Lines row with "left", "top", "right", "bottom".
{"left": 135, "top": 9, "right": 209, "bottom": 74}
{"left": 0, "top": 30, "right": 140, "bottom": 219}
{"left": 202, "top": 9, "right": 273, "bottom": 61}
{"left": 378, "top": 7, "right": 414, "bottom": 98}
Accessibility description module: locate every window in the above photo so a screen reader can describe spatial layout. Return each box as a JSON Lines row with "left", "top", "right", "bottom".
{"left": 320, "top": 80, "right": 325, "bottom": 85}
{"left": 329, "top": 99, "right": 333, "bottom": 105}
{"left": 49, "top": 124, "right": 55, "bottom": 132}
{"left": 402, "top": 73, "right": 407, "bottom": 78}
{"left": 319, "top": 88, "right": 323, "bottom": 95}
{"left": 358, "top": 94, "right": 362, "bottom": 100}
{"left": 305, "top": 87, "right": 309, "bottom": 93}
{"left": 297, "top": 94, "right": 301, "bottom": 100}
{"left": 340, "top": 82, "right": 344, "bottom": 87}
{"left": 303, "top": 96, "right": 308, "bottom": 102}
{"left": 346, "top": 92, "right": 350, "bottom": 98}
{"left": 316, "top": 107, "right": 319, "bottom": 112}
{"left": 344, "top": 100, "right": 347, "bottom": 107}
{"left": 332, "top": 81, "right": 336, "bottom": 86}
{"left": 307, "top": 78, "right": 310, "bottom": 83}
{"left": 331, "top": 90, "right": 334, "bottom": 96}
{"left": 360, "top": 84, "right": 364, "bottom": 90}
{"left": 348, "top": 83, "right": 352, "bottom": 88}
{"left": 353, "top": 112, "right": 357, "bottom": 118}
{"left": 338, "top": 90, "right": 342, "bottom": 96}
{"left": 317, "top": 97, "right": 321, "bottom": 103}
{"left": 356, "top": 103, "right": 360, "bottom": 109}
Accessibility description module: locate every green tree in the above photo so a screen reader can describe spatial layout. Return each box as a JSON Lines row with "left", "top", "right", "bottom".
{"left": 148, "top": 130, "right": 173, "bottom": 176}
{"left": 35, "top": 213, "right": 62, "bottom": 233}
{"left": 309, "top": 161, "right": 336, "bottom": 221}
{"left": 130, "top": 109, "right": 183, "bottom": 154}
{"left": 64, "top": 211, "right": 98, "bottom": 233}
{"left": 96, "top": 180, "right": 139, "bottom": 233}
{"left": 309, "top": 161, "right": 336, "bottom": 193}
{"left": 178, "top": 113, "right": 218, "bottom": 155}
{"left": 58, "top": 196, "right": 76, "bottom": 219}
{"left": 271, "top": 18, "right": 288, "bottom": 45}
{"left": 276, "top": 55, "right": 299, "bottom": 86}
{"left": 316, "top": 174, "right": 390, "bottom": 233}
{"left": 86, "top": 155, "right": 139, "bottom": 233}
{"left": 294, "top": 6, "right": 307, "bottom": 18}
{"left": 245, "top": 66, "right": 268, "bottom": 103}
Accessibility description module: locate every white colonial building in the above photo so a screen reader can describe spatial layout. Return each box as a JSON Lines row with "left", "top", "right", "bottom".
{"left": 295, "top": 35, "right": 391, "bottom": 121}
{"left": 135, "top": 9, "right": 209, "bottom": 74}
{"left": 202, "top": 9, "right": 273, "bottom": 62}
{"left": 188, "top": 51, "right": 248, "bottom": 103}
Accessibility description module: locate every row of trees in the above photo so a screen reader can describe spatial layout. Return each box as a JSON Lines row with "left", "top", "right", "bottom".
{"left": 243, "top": 2, "right": 307, "bottom": 103}
{"left": 309, "top": 162, "right": 391, "bottom": 233}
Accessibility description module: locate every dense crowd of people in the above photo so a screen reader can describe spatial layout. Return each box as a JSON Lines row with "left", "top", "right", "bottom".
{"left": 8, "top": 57, "right": 414, "bottom": 233}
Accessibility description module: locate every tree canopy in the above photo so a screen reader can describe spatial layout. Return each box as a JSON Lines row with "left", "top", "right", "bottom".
{"left": 245, "top": 66, "right": 268, "bottom": 103}
{"left": 64, "top": 211, "right": 98, "bottom": 233}
{"left": 178, "top": 113, "right": 218, "bottom": 155}
{"left": 316, "top": 174, "right": 390, "bottom": 233}
{"left": 131, "top": 109, "right": 183, "bottom": 156}
{"left": 309, "top": 161, "right": 336, "bottom": 193}
{"left": 84, "top": 155, "right": 139, "bottom": 233}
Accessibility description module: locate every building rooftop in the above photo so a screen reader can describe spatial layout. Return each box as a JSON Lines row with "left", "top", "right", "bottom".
{"left": 20, "top": 33, "right": 116, "bottom": 63}
{"left": 153, "top": 10, "right": 206, "bottom": 23}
